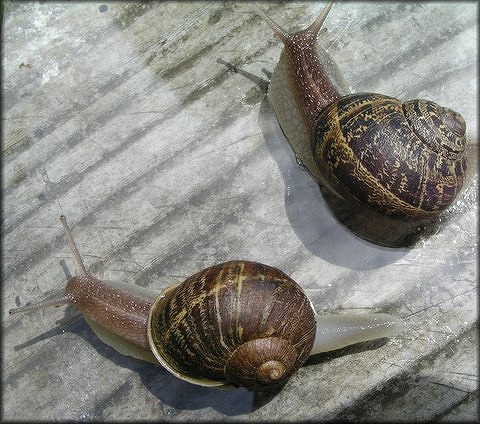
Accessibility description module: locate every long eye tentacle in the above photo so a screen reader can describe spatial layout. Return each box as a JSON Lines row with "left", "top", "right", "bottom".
{"left": 60, "top": 215, "right": 88, "bottom": 276}
{"left": 254, "top": 5, "right": 289, "bottom": 43}
{"left": 306, "top": 0, "right": 335, "bottom": 37}
{"left": 256, "top": 0, "right": 335, "bottom": 43}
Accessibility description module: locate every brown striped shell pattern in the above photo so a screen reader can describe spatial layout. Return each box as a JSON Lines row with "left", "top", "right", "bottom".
{"left": 262, "top": 2, "right": 468, "bottom": 219}
{"left": 311, "top": 93, "right": 467, "bottom": 218}
{"left": 148, "top": 260, "right": 316, "bottom": 390}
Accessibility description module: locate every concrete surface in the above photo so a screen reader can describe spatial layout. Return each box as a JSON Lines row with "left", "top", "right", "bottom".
{"left": 2, "top": 1, "right": 478, "bottom": 421}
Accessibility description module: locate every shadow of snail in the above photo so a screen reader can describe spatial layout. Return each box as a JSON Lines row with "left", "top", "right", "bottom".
{"left": 9, "top": 215, "right": 404, "bottom": 391}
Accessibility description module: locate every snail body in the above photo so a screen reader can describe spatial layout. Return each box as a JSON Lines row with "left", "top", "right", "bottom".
{"left": 9, "top": 216, "right": 402, "bottom": 390}
{"left": 260, "top": 2, "right": 468, "bottom": 218}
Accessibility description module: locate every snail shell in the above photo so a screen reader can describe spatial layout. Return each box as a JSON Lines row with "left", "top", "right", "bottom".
{"left": 312, "top": 93, "right": 467, "bottom": 217}
{"left": 148, "top": 261, "right": 316, "bottom": 388}
{"left": 262, "top": 2, "right": 468, "bottom": 219}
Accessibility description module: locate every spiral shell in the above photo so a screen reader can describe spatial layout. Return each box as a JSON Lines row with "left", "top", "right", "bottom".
{"left": 311, "top": 93, "right": 467, "bottom": 218}
{"left": 147, "top": 260, "right": 316, "bottom": 389}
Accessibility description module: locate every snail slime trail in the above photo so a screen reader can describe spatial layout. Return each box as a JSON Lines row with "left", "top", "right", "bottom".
{"left": 260, "top": 2, "right": 470, "bottom": 247}
{"left": 9, "top": 216, "right": 403, "bottom": 390}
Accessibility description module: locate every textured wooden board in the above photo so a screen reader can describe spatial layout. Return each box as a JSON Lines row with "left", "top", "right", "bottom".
{"left": 2, "top": 1, "right": 477, "bottom": 421}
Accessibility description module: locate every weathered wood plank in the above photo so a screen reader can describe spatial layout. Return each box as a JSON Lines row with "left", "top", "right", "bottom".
{"left": 2, "top": 1, "right": 477, "bottom": 421}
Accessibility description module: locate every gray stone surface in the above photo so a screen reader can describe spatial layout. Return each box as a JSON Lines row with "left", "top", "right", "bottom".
{"left": 2, "top": 1, "right": 477, "bottom": 421}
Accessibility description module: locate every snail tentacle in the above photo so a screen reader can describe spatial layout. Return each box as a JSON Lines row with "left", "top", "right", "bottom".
{"left": 60, "top": 215, "right": 88, "bottom": 276}
{"left": 306, "top": 0, "right": 335, "bottom": 36}
{"left": 254, "top": 5, "right": 289, "bottom": 43}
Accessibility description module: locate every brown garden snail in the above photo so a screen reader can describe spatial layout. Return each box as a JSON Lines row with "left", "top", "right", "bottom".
{"left": 9, "top": 216, "right": 403, "bottom": 390}
{"left": 258, "top": 2, "right": 468, "bottom": 219}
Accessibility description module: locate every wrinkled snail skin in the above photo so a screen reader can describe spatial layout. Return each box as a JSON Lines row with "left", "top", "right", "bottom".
{"left": 261, "top": 2, "right": 468, "bottom": 218}
{"left": 9, "top": 216, "right": 403, "bottom": 390}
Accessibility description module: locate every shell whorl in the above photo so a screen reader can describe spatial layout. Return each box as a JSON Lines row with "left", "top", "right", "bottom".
{"left": 311, "top": 92, "right": 467, "bottom": 218}
{"left": 225, "top": 337, "right": 297, "bottom": 386}
{"left": 402, "top": 99, "right": 466, "bottom": 161}
{"left": 148, "top": 261, "right": 316, "bottom": 389}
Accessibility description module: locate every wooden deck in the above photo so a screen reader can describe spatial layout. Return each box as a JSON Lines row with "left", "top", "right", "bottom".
{"left": 3, "top": 2, "right": 477, "bottom": 421}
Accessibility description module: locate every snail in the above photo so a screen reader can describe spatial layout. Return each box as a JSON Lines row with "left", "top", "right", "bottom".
{"left": 258, "top": 2, "right": 468, "bottom": 219}
{"left": 9, "top": 216, "right": 403, "bottom": 390}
